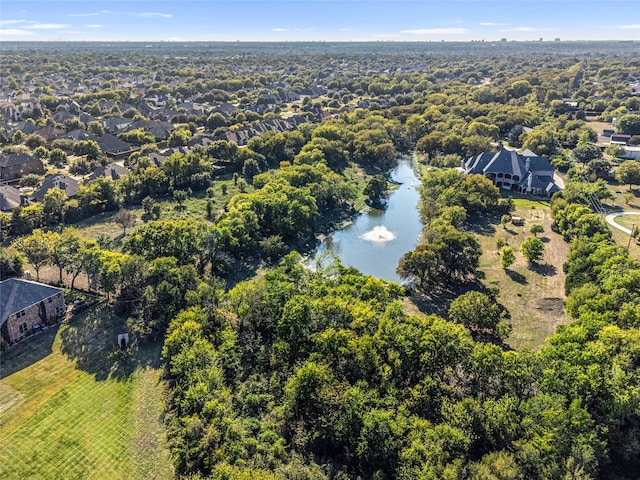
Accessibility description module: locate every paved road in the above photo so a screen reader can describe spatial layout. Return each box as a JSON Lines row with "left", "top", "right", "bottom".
{"left": 605, "top": 211, "right": 640, "bottom": 235}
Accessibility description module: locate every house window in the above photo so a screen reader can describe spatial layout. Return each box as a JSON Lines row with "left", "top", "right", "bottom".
{"left": 48, "top": 297, "right": 52, "bottom": 303}
{"left": 19, "top": 310, "right": 25, "bottom": 317}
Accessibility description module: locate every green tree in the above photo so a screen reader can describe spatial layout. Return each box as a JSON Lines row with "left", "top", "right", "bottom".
{"left": 501, "top": 214, "right": 512, "bottom": 229}
{"left": 173, "top": 189, "right": 187, "bottom": 208}
{"left": 87, "top": 120, "right": 105, "bottom": 135}
{"left": 41, "top": 187, "right": 68, "bottom": 225}
{"left": 15, "top": 229, "right": 54, "bottom": 281}
{"left": 242, "top": 158, "right": 261, "bottom": 183}
{"left": 168, "top": 128, "right": 192, "bottom": 147}
{"left": 615, "top": 161, "right": 640, "bottom": 191}
{"left": 500, "top": 246, "right": 516, "bottom": 269}
{"left": 33, "top": 145, "right": 49, "bottom": 160}
{"left": 520, "top": 236, "right": 545, "bottom": 264}
{"left": 51, "top": 227, "right": 82, "bottom": 285}
{"left": 530, "top": 223, "right": 544, "bottom": 237}
{"left": 24, "top": 134, "right": 46, "bottom": 149}
{"left": 448, "top": 290, "right": 503, "bottom": 333}
{"left": 74, "top": 139, "right": 102, "bottom": 160}
{"left": 48, "top": 148, "right": 68, "bottom": 167}
{"left": 142, "top": 196, "right": 156, "bottom": 215}
{"left": 364, "top": 174, "right": 388, "bottom": 206}
{"left": 615, "top": 114, "right": 640, "bottom": 135}
{"left": 572, "top": 143, "right": 601, "bottom": 164}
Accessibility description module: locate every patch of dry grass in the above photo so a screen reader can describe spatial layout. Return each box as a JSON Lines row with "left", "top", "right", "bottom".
{"left": 471, "top": 205, "right": 571, "bottom": 350}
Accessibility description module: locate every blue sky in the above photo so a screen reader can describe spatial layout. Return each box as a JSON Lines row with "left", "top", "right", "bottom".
{"left": 1, "top": 0, "right": 639, "bottom": 42}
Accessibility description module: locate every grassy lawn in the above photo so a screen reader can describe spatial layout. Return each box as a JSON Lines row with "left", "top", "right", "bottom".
{"left": 0, "top": 306, "right": 173, "bottom": 480}
{"left": 471, "top": 203, "right": 571, "bottom": 350}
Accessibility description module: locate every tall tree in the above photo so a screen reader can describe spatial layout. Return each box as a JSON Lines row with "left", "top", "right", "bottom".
{"left": 15, "top": 229, "right": 54, "bottom": 281}
{"left": 520, "top": 236, "right": 545, "bottom": 264}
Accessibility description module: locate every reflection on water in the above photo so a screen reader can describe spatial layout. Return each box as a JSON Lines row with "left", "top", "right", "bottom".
{"left": 311, "top": 156, "right": 423, "bottom": 283}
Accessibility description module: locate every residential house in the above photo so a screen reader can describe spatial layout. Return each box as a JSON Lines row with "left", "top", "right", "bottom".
{"left": 95, "top": 133, "right": 133, "bottom": 157}
{"left": 0, "top": 185, "right": 29, "bottom": 212}
{"left": 31, "top": 174, "right": 80, "bottom": 201}
{"left": 89, "top": 163, "right": 130, "bottom": 181}
{"left": 463, "top": 145, "right": 561, "bottom": 197}
{"left": 101, "top": 117, "right": 132, "bottom": 135}
{"left": 130, "top": 120, "right": 172, "bottom": 141}
{"left": 33, "top": 126, "right": 66, "bottom": 142}
{"left": 0, "top": 153, "right": 44, "bottom": 181}
{"left": 0, "top": 278, "right": 66, "bottom": 346}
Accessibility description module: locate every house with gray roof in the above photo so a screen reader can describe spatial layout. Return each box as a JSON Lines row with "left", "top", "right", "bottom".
{"left": 0, "top": 278, "right": 66, "bottom": 346}
{"left": 31, "top": 174, "right": 80, "bottom": 202}
{"left": 0, "top": 185, "right": 29, "bottom": 212}
{"left": 89, "top": 163, "right": 130, "bottom": 181}
{"left": 463, "top": 145, "right": 561, "bottom": 197}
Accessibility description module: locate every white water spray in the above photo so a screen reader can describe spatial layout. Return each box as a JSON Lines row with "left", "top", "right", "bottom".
{"left": 359, "top": 225, "right": 396, "bottom": 243}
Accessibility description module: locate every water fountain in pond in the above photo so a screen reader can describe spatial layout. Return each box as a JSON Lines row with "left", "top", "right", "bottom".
{"left": 359, "top": 225, "right": 396, "bottom": 243}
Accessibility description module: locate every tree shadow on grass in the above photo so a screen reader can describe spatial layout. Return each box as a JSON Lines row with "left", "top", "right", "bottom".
{"left": 505, "top": 269, "right": 528, "bottom": 284}
{"left": 59, "top": 305, "right": 161, "bottom": 382}
{"left": 529, "top": 262, "right": 557, "bottom": 276}
{"left": 0, "top": 326, "right": 58, "bottom": 379}
{"left": 407, "top": 278, "right": 486, "bottom": 318}
{"left": 467, "top": 214, "right": 498, "bottom": 236}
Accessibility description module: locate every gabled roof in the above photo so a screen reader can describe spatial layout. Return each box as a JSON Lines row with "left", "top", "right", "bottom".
{"left": 0, "top": 278, "right": 63, "bottom": 325}
{"left": 33, "top": 126, "right": 66, "bottom": 142}
{"left": 31, "top": 174, "right": 80, "bottom": 201}
{"left": 525, "top": 155, "right": 554, "bottom": 173}
{"left": 521, "top": 173, "right": 561, "bottom": 193}
{"left": 0, "top": 152, "right": 42, "bottom": 168}
{"left": 0, "top": 185, "right": 25, "bottom": 211}
{"left": 89, "top": 163, "right": 130, "bottom": 181}
{"left": 463, "top": 152, "right": 494, "bottom": 174}
{"left": 95, "top": 134, "right": 132, "bottom": 155}
{"left": 483, "top": 149, "right": 526, "bottom": 178}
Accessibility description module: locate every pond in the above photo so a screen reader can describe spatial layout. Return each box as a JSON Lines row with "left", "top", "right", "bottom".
{"left": 311, "top": 156, "right": 424, "bottom": 284}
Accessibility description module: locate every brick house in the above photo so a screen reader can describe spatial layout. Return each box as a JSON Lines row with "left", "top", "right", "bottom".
{"left": 0, "top": 278, "right": 66, "bottom": 346}
{"left": 0, "top": 153, "right": 44, "bottom": 181}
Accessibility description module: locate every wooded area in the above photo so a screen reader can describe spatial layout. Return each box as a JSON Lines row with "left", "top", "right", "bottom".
{"left": 1, "top": 41, "right": 639, "bottom": 479}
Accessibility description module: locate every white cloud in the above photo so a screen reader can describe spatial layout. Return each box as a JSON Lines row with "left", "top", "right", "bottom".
{"left": 60, "top": 30, "right": 87, "bottom": 34}
{"left": 608, "top": 24, "right": 640, "bottom": 30}
{"left": 26, "top": 23, "right": 70, "bottom": 30}
{"left": 138, "top": 12, "right": 173, "bottom": 18}
{"left": 0, "top": 20, "right": 26, "bottom": 26}
{"left": 86, "top": 24, "right": 103, "bottom": 28}
{"left": 480, "top": 22, "right": 508, "bottom": 26}
{"left": 401, "top": 28, "right": 468, "bottom": 35}
{"left": 294, "top": 27, "right": 314, "bottom": 32}
{"left": 502, "top": 26, "right": 555, "bottom": 32}
{"left": 0, "top": 29, "right": 34, "bottom": 36}
{"left": 272, "top": 28, "right": 287, "bottom": 32}
{"left": 375, "top": 34, "right": 403, "bottom": 39}
{"left": 339, "top": 28, "right": 351, "bottom": 32}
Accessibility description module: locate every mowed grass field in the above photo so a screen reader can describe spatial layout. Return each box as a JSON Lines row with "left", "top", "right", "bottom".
{"left": 0, "top": 306, "right": 173, "bottom": 480}
{"left": 471, "top": 196, "right": 571, "bottom": 350}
